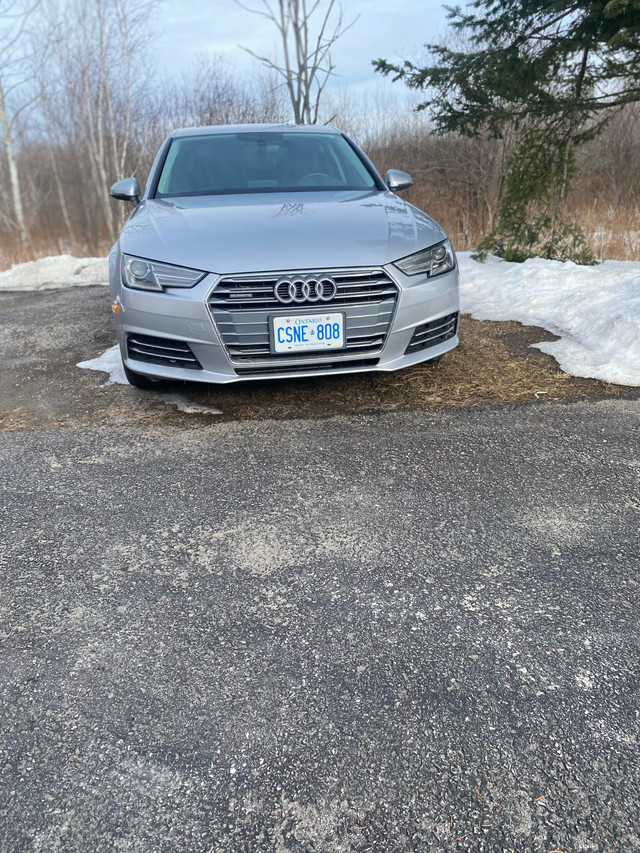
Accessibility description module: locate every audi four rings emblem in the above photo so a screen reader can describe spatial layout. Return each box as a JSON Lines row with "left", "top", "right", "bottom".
{"left": 274, "top": 274, "right": 337, "bottom": 304}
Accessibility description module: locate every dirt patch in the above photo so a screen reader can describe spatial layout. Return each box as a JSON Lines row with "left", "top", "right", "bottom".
{"left": 0, "top": 288, "right": 637, "bottom": 430}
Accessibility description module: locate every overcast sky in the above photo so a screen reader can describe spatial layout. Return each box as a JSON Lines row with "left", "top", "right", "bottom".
{"left": 152, "top": 0, "right": 452, "bottom": 106}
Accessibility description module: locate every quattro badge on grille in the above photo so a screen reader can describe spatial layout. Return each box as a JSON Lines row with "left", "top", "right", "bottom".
{"left": 274, "top": 274, "right": 337, "bottom": 304}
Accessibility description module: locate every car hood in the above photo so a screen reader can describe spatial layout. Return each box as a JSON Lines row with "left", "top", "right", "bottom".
{"left": 119, "top": 190, "right": 446, "bottom": 274}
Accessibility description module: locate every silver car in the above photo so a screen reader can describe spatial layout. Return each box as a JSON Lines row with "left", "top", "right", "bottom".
{"left": 109, "top": 124, "right": 459, "bottom": 388}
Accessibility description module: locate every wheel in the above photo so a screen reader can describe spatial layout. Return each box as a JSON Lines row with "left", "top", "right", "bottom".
{"left": 123, "top": 362, "right": 162, "bottom": 389}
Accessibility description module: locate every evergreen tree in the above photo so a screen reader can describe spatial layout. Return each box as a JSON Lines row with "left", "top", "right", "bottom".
{"left": 374, "top": 0, "right": 640, "bottom": 262}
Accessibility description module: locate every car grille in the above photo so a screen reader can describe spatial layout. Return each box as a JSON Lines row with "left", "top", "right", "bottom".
{"left": 208, "top": 269, "right": 398, "bottom": 365}
{"left": 127, "top": 333, "right": 203, "bottom": 369}
{"left": 404, "top": 312, "right": 459, "bottom": 355}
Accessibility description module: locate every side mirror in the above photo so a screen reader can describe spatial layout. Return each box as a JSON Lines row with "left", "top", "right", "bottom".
{"left": 110, "top": 177, "right": 141, "bottom": 206}
{"left": 385, "top": 169, "right": 413, "bottom": 192}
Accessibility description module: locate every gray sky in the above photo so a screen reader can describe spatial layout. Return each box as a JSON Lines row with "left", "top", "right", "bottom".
{"left": 152, "top": 0, "right": 451, "bottom": 105}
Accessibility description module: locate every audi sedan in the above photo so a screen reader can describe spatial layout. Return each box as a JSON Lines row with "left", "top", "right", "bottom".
{"left": 108, "top": 124, "right": 459, "bottom": 388}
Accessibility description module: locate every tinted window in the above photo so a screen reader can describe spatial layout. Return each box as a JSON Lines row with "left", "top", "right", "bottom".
{"left": 155, "top": 132, "right": 376, "bottom": 197}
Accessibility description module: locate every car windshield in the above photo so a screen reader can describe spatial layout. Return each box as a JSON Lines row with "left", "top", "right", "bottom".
{"left": 154, "top": 131, "right": 377, "bottom": 197}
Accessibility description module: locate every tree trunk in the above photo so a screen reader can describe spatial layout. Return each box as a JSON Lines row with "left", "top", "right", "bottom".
{"left": 49, "top": 144, "right": 75, "bottom": 246}
{"left": 0, "top": 77, "right": 30, "bottom": 251}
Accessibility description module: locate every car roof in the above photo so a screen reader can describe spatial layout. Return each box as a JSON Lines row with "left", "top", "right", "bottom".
{"left": 171, "top": 124, "right": 343, "bottom": 138}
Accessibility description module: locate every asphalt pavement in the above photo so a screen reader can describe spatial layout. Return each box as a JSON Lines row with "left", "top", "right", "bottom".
{"left": 2, "top": 393, "right": 640, "bottom": 851}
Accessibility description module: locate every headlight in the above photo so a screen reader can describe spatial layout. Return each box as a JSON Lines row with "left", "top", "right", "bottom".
{"left": 393, "top": 239, "right": 456, "bottom": 277}
{"left": 122, "top": 255, "right": 206, "bottom": 291}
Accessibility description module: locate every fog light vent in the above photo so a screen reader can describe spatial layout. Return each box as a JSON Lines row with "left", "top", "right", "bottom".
{"left": 126, "top": 334, "right": 202, "bottom": 370}
{"left": 405, "top": 312, "right": 458, "bottom": 355}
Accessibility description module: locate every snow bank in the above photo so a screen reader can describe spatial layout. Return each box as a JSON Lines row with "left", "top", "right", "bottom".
{"left": 458, "top": 252, "right": 640, "bottom": 387}
{"left": 0, "top": 255, "right": 108, "bottom": 291}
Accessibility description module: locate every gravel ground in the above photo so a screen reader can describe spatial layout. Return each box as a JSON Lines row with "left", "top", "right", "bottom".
{"left": 1, "top": 398, "right": 639, "bottom": 852}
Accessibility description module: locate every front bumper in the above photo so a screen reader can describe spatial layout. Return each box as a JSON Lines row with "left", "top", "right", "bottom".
{"left": 110, "top": 260, "right": 459, "bottom": 384}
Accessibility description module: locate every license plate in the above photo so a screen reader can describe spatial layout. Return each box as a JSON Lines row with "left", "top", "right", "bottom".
{"left": 271, "top": 312, "right": 345, "bottom": 354}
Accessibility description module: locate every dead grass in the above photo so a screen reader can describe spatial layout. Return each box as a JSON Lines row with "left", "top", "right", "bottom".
{"left": 405, "top": 183, "right": 640, "bottom": 261}
{"left": 177, "top": 315, "right": 637, "bottom": 423}
{"left": 1, "top": 313, "right": 635, "bottom": 431}
{"left": 0, "top": 234, "right": 113, "bottom": 272}
{"left": 573, "top": 203, "right": 640, "bottom": 261}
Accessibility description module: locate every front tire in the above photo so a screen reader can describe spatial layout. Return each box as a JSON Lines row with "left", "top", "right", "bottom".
{"left": 123, "top": 362, "right": 162, "bottom": 390}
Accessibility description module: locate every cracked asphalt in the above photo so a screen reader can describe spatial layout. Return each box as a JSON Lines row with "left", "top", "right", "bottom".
{"left": 1, "top": 287, "right": 640, "bottom": 851}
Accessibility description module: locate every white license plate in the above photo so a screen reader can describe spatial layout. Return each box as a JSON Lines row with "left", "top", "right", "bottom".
{"left": 271, "top": 312, "right": 345, "bottom": 354}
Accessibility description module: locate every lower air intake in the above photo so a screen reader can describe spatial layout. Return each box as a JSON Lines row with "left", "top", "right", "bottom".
{"left": 405, "top": 312, "right": 459, "bottom": 355}
{"left": 127, "top": 334, "right": 202, "bottom": 370}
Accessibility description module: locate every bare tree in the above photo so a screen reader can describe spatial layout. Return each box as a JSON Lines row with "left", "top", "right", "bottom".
{"left": 236, "top": 0, "right": 356, "bottom": 124}
{"left": 39, "top": 0, "right": 157, "bottom": 246}
{"left": 162, "top": 54, "right": 288, "bottom": 132}
{"left": 0, "top": 0, "right": 41, "bottom": 251}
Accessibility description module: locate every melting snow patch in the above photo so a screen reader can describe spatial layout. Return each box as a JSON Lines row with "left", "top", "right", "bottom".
{"left": 0, "top": 255, "right": 108, "bottom": 291}
{"left": 77, "top": 345, "right": 222, "bottom": 414}
{"left": 458, "top": 253, "right": 640, "bottom": 386}
{"left": 77, "top": 345, "right": 126, "bottom": 385}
